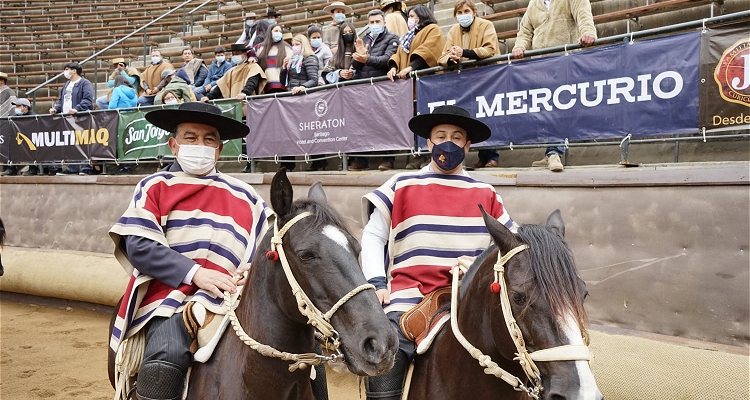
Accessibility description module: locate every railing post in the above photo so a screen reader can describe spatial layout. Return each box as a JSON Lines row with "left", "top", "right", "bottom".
{"left": 191, "top": 14, "right": 195, "bottom": 36}
{"left": 93, "top": 55, "right": 99, "bottom": 93}
{"left": 183, "top": 5, "right": 187, "bottom": 37}
{"left": 143, "top": 28, "right": 148, "bottom": 65}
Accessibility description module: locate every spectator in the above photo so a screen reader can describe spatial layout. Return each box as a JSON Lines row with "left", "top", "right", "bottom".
{"left": 201, "top": 44, "right": 267, "bottom": 102}
{"left": 380, "top": 0, "right": 408, "bottom": 37}
{"left": 322, "top": 22, "right": 356, "bottom": 85}
{"left": 138, "top": 49, "right": 174, "bottom": 106}
{"left": 161, "top": 90, "right": 181, "bottom": 105}
{"left": 250, "top": 19, "right": 272, "bottom": 49}
{"left": 321, "top": 1, "right": 352, "bottom": 53}
{"left": 49, "top": 62, "right": 96, "bottom": 175}
{"left": 265, "top": 10, "right": 281, "bottom": 24}
{"left": 282, "top": 31, "right": 294, "bottom": 46}
{"left": 308, "top": 25, "right": 333, "bottom": 86}
{"left": 439, "top": 0, "right": 500, "bottom": 170}
{"left": 281, "top": 35, "right": 319, "bottom": 95}
{"left": 195, "top": 46, "right": 234, "bottom": 99}
{"left": 351, "top": 9, "right": 400, "bottom": 171}
{"left": 180, "top": 47, "right": 208, "bottom": 93}
{"left": 95, "top": 58, "right": 142, "bottom": 110}
{"left": 513, "top": 0, "right": 597, "bottom": 172}
{"left": 236, "top": 12, "right": 259, "bottom": 47}
{"left": 2, "top": 98, "right": 37, "bottom": 176}
{"left": 108, "top": 75, "right": 138, "bottom": 109}
{"left": 154, "top": 69, "right": 197, "bottom": 105}
{"left": 0, "top": 71, "right": 13, "bottom": 117}
{"left": 258, "top": 24, "right": 293, "bottom": 94}
{"left": 387, "top": 4, "right": 445, "bottom": 169}
{"left": 361, "top": 105, "right": 518, "bottom": 400}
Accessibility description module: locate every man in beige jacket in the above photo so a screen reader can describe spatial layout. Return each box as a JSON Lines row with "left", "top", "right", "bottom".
{"left": 513, "top": 0, "right": 597, "bottom": 172}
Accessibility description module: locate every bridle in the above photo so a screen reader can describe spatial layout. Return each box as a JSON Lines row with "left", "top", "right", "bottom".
{"left": 223, "top": 211, "right": 376, "bottom": 372}
{"left": 450, "top": 244, "right": 591, "bottom": 399}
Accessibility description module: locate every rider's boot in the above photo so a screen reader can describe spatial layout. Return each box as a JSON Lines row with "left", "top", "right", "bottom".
{"left": 364, "top": 350, "right": 410, "bottom": 400}
{"left": 135, "top": 360, "right": 185, "bottom": 400}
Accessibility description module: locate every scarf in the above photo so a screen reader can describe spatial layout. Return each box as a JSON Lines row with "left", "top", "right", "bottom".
{"left": 290, "top": 54, "right": 303, "bottom": 74}
{"left": 183, "top": 58, "right": 204, "bottom": 85}
{"left": 399, "top": 26, "right": 418, "bottom": 54}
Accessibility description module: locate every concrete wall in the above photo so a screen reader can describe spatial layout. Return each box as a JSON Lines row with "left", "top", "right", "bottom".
{"left": 0, "top": 162, "right": 748, "bottom": 347}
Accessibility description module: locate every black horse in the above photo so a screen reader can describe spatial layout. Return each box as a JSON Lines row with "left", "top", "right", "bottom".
{"left": 0, "top": 216, "right": 5, "bottom": 276}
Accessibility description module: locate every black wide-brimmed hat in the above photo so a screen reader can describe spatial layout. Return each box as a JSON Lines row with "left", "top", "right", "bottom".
{"left": 145, "top": 102, "right": 249, "bottom": 140}
{"left": 408, "top": 105, "right": 491, "bottom": 144}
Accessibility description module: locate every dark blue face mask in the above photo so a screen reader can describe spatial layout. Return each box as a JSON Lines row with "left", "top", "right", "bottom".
{"left": 430, "top": 140, "right": 466, "bottom": 171}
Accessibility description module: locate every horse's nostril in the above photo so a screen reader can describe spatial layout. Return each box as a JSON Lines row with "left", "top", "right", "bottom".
{"left": 549, "top": 394, "right": 566, "bottom": 400}
{"left": 362, "top": 337, "right": 386, "bottom": 364}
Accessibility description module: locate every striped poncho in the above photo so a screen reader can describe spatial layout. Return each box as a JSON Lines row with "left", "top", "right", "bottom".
{"left": 108, "top": 168, "right": 272, "bottom": 352}
{"left": 362, "top": 170, "right": 517, "bottom": 313}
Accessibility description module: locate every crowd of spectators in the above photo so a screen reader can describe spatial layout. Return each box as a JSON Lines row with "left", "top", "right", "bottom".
{"left": 1, "top": 0, "right": 600, "bottom": 175}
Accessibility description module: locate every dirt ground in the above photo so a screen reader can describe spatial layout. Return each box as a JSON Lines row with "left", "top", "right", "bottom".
{"left": 0, "top": 301, "right": 360, "bottom": 400}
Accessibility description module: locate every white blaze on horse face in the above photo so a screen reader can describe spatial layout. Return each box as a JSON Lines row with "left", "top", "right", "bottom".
{"left": 322, "top": 225, "right": 351, "bottom": 253}
{"left": 561, "top": 314, "right": 602, "bottom": 400}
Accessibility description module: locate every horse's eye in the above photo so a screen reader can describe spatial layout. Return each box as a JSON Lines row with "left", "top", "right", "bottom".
{"left": 511, "top": 291, "right": 526, "bottom": 305}
{"left": 296, "top": 251, "right": 315, "bottom": 261}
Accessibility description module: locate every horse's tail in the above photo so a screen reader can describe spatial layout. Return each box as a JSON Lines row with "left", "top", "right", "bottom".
{"left": 0, "top": 217, "right": 5, "bottom": 245}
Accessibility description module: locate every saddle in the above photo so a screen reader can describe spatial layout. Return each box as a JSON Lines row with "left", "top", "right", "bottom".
{"left": 182, "top": 292, "right": 240, "bottom": 362}
{"left": 399, "top": 287, "right": 451, "bottom": 344}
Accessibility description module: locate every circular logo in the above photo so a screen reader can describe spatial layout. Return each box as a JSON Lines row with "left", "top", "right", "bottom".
{"left": 713, "top": 38, "right": 750, "bottom": 107}
{"left": 314, "top": 99, "right": 328, "bottom": 117}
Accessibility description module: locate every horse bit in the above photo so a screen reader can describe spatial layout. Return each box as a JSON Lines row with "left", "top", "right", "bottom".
{"left": 223, "top": 211, "right": 376, "bottom": 372}
{"left": 451, "top": 244, "right": 592, "bottom": 400}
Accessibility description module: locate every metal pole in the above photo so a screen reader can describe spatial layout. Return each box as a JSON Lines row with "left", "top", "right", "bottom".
{"left": 143, "top": 28, "right": 148, "bottom": 65}
{"left": 183, "top": 5, "right": 187, "bottom": 36}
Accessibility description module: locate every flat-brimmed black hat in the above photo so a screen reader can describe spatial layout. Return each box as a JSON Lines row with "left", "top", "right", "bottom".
{"left": 146, "top": 102, "right": 249, "bottom": 140}
{"left": 266, "top": 10, "right": 281, "bottom": 18}
{"left": 408, "top": 105, "right": 491, "bottom": 144}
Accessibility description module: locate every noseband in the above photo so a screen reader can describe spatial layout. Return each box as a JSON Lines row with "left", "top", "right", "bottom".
{"left": 451, "top": 244, "right": 591, "bottom": 399}
{"left": 224, "top": 211, "right": 375, "bottom": 372}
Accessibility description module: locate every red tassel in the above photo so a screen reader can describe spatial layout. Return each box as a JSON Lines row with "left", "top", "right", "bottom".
{"left": 489, "top": 282, "right": 500, "bottom": 293}
{"left": 266, "top": 250, "right": 279, "bottom": 261}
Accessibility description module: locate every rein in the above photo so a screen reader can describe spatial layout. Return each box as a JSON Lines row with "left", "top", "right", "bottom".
{"left": 450, "top": 244, "right": 591, "bottom": 400}
{"left": 223, "top": 211, "right": 375, "bottom": 372}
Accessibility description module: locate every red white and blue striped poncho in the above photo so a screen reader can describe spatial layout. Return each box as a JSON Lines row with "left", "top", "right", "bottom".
{"left": 108, "top": 170, "right": 272, "bottom": 352}
{"left": 362, "top": 170, "right": 518, "bottom": 314}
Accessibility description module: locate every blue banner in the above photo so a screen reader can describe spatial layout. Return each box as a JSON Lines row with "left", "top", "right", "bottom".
{"left": 417, "top": 31, "right": 701, "bottom": 147}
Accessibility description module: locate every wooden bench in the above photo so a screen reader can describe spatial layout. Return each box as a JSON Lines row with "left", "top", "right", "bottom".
{"left": 3, "top": 30, "right": 177, "bottom": 47}
{"left": 8, "top": 4, "right": 199, "bottom": 23}
{"left": 0, "top": 41, "right": 159, "bottom": 60}
{"left": 594, "top": 0, "right": 715, "bottom": 25}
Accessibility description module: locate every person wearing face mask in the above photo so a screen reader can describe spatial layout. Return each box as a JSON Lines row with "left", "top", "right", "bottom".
{"left": 138, "top": 49, "right": 174, "bottom": 106}
{"left": 96, "top": 58, "right": 143, "bottom": 110}
{"left": 109, "top": 101, "right": 274, "bottom": 400}
{"left": 257, "top": 24, "right": 293, "bottom": 94}
{"left": 154, "top": 69, "right": 197, "bottom": 105}
{"left": 265, "top": 10, "right": 281, "bottom": 25}
{"left": 1, "top": 98, "right": 37, "bottom": 177}
{"left": 321, "top": 1, "right": 352, "bottom": 54}
{"left": 380, "top": 0, "right": 408, "bottom": 37}
{"left": 236, "top": 11, "right": 258, "bottom": 47}
{"left": 49, "top": 62, "right": 94, "bottom": 116}
{"left": 360, "top": 105, "right": 518, "bottom": 400}
{"left": 180, "top": 47, "right": 209, "bottom": 91}
{"left": 201, "top": 44, "right": 267, "bottom": 103}
{"left": 307, "top": 25, "right": 333, "bottom": 86}
{"left": 0, "top": 71, "right": 13, "bottom": 118}
{"left": 281, "top": 35, "right": 319, "bottom": 95}
{"left": 108, "top": 75, "right": 138, "bottom": 109}
{"left": 387, "top": 4, "right": 444, "bottom": 83}
{"left": 439, "top": 0, "right": 500, "bottom": 170}
{"left": 194, "top": 46, "right": 235, "bottom": 99}
{"left": 321, "top": 22, "right": 357, "bottom": 86}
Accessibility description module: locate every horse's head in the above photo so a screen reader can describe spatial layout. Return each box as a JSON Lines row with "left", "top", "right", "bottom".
{"left": 475, "top": 208, "right": 602, "bottom": 400}
{"left": 268, "top": 168, "right": 398, "bottom": 376}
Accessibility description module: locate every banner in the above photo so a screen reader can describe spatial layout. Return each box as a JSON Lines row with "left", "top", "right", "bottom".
{"left": 0, "top": 120, "right": 10, "bottom": 163}
{"left": 417, "top": 31, "right": 701, "bottom": 147}
{"left": 8, "top": 112, "right": 118, "bottom": 162}
{"left": 246, "top": 79, "right": 413, "bottom": 158}
{"left": 117, "top": 103, "right": 243, "bottom": 160}
{"left": 699, "top": 24, "right": 750, "bottom": 131}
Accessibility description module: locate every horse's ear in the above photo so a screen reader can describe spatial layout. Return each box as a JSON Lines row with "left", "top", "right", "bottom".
{"left": 271, "top": 168, "right": 294, "bottom": 217}
{"left": 479, "top": 204, "right": 515, "bottom": 252}
{"left": 307, "top": 181, "right": 327, "bottom": 204}
{"left": 545, "top": 209, "right": 565, "bottom": 239}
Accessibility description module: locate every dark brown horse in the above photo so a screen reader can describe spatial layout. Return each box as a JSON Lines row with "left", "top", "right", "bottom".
{"left": 406, "top": 209, "right": 602, "bottom": 400}
{"left": 109, "top": 169, "right": 398, "bottom": 399}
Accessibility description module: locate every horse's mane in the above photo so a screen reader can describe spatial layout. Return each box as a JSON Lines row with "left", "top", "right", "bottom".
{"left": 456, "top": 224, "right": 587, "bottom": 326}
{"left": 516, "top": 224, "right": 587, "bottom": 325}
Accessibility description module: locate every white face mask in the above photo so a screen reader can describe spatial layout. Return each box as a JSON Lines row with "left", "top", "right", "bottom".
{"left": 176, "top": 143, "right": 218, "bottom": 175}
{"left": 165, "top": 99, "right": 178, "bottom": 105}
{"left": 215, "top": 55, "right": 225, "bottom": 64}
{"left": 151, "top": 56, "right": 162, "bottom": 65}
{"left": 63, "top": 70, "right": 73, "bottom": 79}
{"left": 230, "top": 54, "right": 244, "bottom": 64}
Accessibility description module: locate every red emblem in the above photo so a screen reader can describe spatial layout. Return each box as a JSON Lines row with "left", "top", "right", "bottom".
{"left": 489, "top": 282, "right": 500, "bottom": 293}
{"left": 266, "top": 250, "right": 279, "bottom": 261}
{"left": 713, "top": 37, "right": 750, "bottom": 107}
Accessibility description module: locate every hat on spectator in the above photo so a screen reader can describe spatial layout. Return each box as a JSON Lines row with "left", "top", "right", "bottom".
{"left": 244, "top": 12, "right": 257, "bottom": 19}
{"left": 111, "top": 57, "right": 126, "bottom": 66}
{"left": 229, "top": 43, "right": 249, "bottom": 53}
{"left": 12, "top": 98, "right": 31, "bottom": 108}
{"left": 161, "top": 69, "right": 176, "bottom": 80}
{"left": 0, "top": 72, "right": 7, "bottom": 81}
{"left": 282, "top": 32, "right": 293, "bottom": 41}
{"left": 379, "top": 0, "right": 403, "bottom": 10}
{"left": 408, "top": 105, "right": 491, "bottom": 144}
{"left": 323, "top": 1, "right": 352, "bottom": 14}
{"left": 214, "top": 46, "right": 226, "bottom": 54}
{"left": 266, "top": 10, "right": 281, "bottom": 18}
{"left": 146, "top": 102, "right": 249, "bottom": 140}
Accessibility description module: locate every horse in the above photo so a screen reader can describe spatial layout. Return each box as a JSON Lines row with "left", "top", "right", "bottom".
{"left": 108, "top": 168, "right": 399, "bottom": 399}
{"left": 406, "top": 208, "right": 603, "bottom": 400}
{"left": 0, "top": 217, "right": 5, "bottom": 276}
